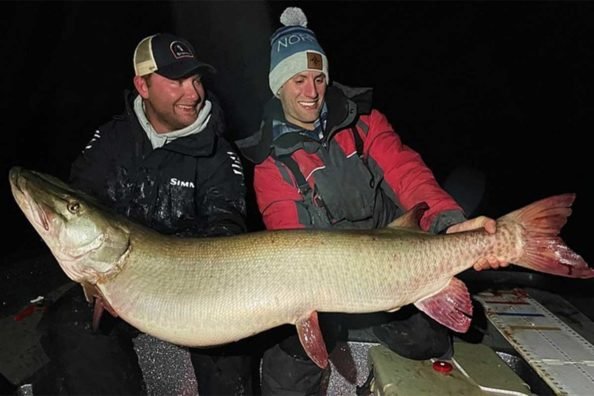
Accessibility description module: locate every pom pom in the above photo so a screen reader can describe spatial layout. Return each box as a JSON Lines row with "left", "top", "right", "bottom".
{"left": 280, "top": 7, "right": 308, "bottom": 28}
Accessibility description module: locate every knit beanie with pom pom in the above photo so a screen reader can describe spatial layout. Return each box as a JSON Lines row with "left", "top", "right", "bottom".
{"left": 269, "top": 7, "right": 329, "bottom": 96}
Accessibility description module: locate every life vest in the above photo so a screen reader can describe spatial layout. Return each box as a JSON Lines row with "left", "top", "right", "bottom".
{"left": 273, "top": 119, "right": 400, "bottom": 229}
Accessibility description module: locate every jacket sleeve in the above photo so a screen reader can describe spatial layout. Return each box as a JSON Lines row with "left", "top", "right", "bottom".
{"left": 363, "top": 110, "right": 465, "bottom": 232}
{"left": 254, "top": 157, "right": 306, "bottom": 230}
{"left": 194, "top": 139, "right": 247, "bottom": 237}
{"left": 69, "top": 127, "right": 113, "bottom": 204}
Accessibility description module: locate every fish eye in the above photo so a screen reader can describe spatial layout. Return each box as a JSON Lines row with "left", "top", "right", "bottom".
{"left": 67, "top": 201, "right": 80, "bottom": 213}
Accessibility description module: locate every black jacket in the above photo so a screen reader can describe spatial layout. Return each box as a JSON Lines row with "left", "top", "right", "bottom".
{"left": 70, "top": 91, "right": 246, "bottom": 237}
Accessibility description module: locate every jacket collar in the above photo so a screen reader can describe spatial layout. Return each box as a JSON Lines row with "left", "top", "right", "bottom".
{"left": 236, "top": 82, "right": 373, "bottom": 164}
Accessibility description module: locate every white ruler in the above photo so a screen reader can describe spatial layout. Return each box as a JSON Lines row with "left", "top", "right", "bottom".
{"left": 475, "top": 289, "right": 594, "bottom": 396}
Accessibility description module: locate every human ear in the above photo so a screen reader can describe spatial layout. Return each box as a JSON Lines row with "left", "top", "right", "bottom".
{"left": 133, "top": 75, "right": 149, "bottom": 99}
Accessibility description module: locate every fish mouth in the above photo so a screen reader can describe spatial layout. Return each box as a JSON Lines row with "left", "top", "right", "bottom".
{"left": 10, "top": 167, "right": 52, "bottom": 232}
{"left": 9, "top": 166, "right": 24, "bottom": 195}
{"left": 31, "top": 199, "right": 52, "bottom": 232}
{"left": 9, "top": 167, "right": 31, "bottom": 217}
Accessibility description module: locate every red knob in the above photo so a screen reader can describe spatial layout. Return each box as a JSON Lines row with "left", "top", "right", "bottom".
{"left": 432, "top": 360, "right": 453, "bottom": 374}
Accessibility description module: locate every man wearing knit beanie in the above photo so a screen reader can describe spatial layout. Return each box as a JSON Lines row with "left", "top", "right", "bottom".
{"left": 268, "top": 7, "right": 329, "bottom": 97}
{"left": 237, "top": 7, "right": 507, "bottom": 395}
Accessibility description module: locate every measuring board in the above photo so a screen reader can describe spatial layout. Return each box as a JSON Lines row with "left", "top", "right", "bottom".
{"left": 475, "top": 289, "right": 594, "bottom": 395}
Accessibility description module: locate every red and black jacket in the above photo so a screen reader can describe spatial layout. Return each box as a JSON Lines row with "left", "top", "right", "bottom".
{"left": 237, "top": 82, "right": 464, "bottom": 232}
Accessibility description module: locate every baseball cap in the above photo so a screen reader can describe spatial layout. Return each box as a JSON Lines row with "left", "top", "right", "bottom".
{"left": 133, "top": 33, "right": 216, "bottom": 79}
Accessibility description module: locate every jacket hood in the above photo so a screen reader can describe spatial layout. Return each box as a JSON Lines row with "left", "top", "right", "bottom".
{"left": 236, "top": 82, "right": 373, "bottom": 164}
{"left": 123, "top": 89, "right": 225, "bottom": 158}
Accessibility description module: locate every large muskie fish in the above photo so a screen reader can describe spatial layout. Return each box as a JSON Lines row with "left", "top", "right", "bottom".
{"left": 9, "top": 166, "right": 593, "bottom": 368}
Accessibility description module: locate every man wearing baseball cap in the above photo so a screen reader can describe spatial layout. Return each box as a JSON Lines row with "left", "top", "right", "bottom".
{"left": 39, "top": 33, "right": 252, "bottom": 395}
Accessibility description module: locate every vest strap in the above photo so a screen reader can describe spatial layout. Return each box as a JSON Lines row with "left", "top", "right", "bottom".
{"left": 275, "top": 154, "right": 311, "bottom": 195}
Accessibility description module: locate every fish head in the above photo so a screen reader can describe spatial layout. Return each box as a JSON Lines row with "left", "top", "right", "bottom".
{"left": 9, "top": 166, "right": 131, "bottom": 285}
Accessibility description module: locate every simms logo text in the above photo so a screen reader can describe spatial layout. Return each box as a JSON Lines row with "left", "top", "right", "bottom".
{"left": 170, "top": 178, "right": 195, "bottom": 188}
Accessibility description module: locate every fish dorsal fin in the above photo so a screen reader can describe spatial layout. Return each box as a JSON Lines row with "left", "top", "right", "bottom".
{"left": 387, "top": 202, "right": 429, "bottom": 230}
{"left": 296, "top": 311, "right": 328, "bottom": 368}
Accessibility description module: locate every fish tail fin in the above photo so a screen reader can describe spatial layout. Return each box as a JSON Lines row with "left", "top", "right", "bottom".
{"left": 500, "top": 193, "right": 594, "bottom": 278}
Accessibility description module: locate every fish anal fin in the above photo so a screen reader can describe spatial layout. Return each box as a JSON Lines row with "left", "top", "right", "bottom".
{"left": 387, "top": 202, "right": 429, "bottom": 230}
{"left": 414, "top": 277, "right": 473, "bottom": 333}
{"left": 296, "top": 311, "right": 328, "bottom": 369}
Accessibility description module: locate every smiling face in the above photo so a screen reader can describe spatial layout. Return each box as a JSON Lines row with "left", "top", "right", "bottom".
{"left": 277, "top": 71, "right": 327, "bottom": 131}
{"left": 134, "top": 73, "right": 205, "bottom": 133}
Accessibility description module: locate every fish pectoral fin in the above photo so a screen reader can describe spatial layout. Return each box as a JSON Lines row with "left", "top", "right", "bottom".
{"left": 92, "top": 298, "right": 104, "bottom": 332}
{"left": 414, "top": 277, "right": 473, "bottom": 333}
{"left": 83, "top": 282, "right": 119, "bottom": 332}
{"left": 91, "top": 296, "right": 119, "bottom": 332}
{"left": 296, "top": 311, "right": 329, "bottom": 369}
{"left": 81, "top": 282, "right": 97, "bottom": 303}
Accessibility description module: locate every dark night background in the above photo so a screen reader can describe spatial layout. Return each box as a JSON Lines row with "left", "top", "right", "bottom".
{"left": 1, "top": 1, "right": 593, "bottom": 267}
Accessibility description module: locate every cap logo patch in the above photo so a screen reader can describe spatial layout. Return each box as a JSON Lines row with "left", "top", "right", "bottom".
{"left": 307, "top": 52, "right": 323, "bottom": 70}
{"left": 170, "top": 41, "right": 194, "bottom": 59}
